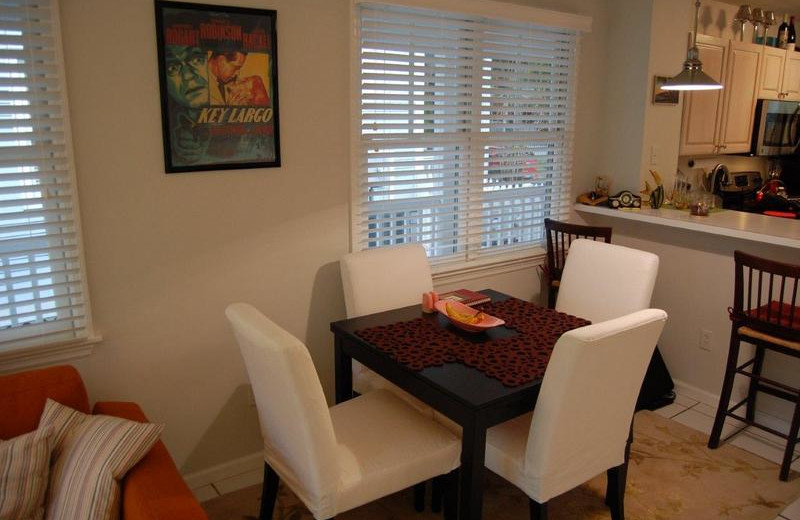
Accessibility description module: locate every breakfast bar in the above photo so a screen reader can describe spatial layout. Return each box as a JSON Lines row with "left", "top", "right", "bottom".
{"left": 574, "top": 204, "right": 800, "bottom": 250}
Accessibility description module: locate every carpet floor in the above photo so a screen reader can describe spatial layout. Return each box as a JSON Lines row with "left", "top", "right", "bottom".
{"left": 203, "top": 411, "right": 800, "bottom": 519}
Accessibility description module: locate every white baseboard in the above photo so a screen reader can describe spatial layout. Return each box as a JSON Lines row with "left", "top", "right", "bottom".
{"left": 672, "top": 377, "right": 791, "bottom": 436}
{"left": 672, "top": 377, "right": 729, "bottom": 408}
{"left": 183, "top": 451, "right": 263, "bottom": 491}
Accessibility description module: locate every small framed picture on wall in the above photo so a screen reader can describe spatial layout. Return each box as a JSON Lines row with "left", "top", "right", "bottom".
{"left": 155, "top": 1, "right": 281, "bottom": 173}
{"left": 652, "top": 75, "right": 679, "bottom": 105}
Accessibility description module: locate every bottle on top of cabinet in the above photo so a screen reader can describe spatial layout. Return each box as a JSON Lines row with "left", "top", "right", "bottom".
{"left": 778, "top": 14, "right": 789, "bottom": 48}
{"left": 788, "top": 16, "right": 797, "bottom": 51}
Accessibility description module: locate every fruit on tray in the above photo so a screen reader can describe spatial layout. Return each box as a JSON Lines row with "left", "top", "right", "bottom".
{"left": 445, "top": 302, "right": 485, "bottom": 325}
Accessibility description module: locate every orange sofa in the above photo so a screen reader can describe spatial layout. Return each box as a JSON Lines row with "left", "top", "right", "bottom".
{"left": 0, "top": 365, "right": 208, "bottom": 520}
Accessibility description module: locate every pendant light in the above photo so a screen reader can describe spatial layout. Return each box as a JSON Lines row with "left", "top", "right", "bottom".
{"left": 661, "top": 0, "right": 723, "bottom": 91}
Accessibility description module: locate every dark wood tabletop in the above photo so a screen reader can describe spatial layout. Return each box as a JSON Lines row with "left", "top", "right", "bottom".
{"left": 330, "top": 289, "right": 544, "bottom": 520}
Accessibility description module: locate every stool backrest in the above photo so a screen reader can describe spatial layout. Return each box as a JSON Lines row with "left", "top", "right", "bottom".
{"left": 544, "top": 218, "right": 612, "bottom": 283}
{"left": 732, "top": 251, "right": 800, "bottom": 341}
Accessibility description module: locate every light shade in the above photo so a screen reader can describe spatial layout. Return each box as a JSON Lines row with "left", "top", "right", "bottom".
{"left": 662, "top": 0, "right": 723, "bottom": 91}
{"left": 661, "top": 69, "right": 723, "bottom": 90}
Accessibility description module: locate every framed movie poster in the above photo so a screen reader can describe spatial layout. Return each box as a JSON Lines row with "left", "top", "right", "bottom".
{"left": 155, "top": 1, "right": 280, "bottom": 173}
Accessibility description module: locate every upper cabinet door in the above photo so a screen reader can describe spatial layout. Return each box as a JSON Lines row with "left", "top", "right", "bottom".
{"left": 782, "top": 52, "right": 800, "bottom": 101}
{"left": 718, "top": 40, "right": 762, "bottom": 153}
{"left": 679, "top": 34, "right": 727, "bottom": 156}
{"left": 758, "top": 46, "right": 786, "bottom": 100}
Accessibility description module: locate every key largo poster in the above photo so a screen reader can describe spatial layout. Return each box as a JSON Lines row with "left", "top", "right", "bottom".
{"left": 155, "top": 1, "right": 280, "bottom": 172}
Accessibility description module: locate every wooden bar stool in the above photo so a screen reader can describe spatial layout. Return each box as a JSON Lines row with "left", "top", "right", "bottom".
{"left": 543, "top": 218, "right": 612, "bottom": 309}
{"left": 708, "top": 251, "right": 800, "bottom": 481}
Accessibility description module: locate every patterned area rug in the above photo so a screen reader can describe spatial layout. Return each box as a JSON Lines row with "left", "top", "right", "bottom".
{"left": 203, "top": 411, "right": 800, "bottom": 520}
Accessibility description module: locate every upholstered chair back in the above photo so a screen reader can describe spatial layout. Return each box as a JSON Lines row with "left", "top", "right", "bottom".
{"left": 340, "top": 244, "right": 433, "bottom": 318}
{"left": 225, "top": 303, "right": 340, "bottom": 511}
{"left": 556, "top": 239, "right": 659, "bottom": 322}
{"left": 524, "top": 308, "right": 667, "bottom": 502}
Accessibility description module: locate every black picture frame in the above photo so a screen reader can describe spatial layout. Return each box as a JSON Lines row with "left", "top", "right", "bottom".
{"left": 155, "top": 1, "right": 281, "bottom": 173}
{"left": 652, "top": 75, "right": 679, "bottom": 105}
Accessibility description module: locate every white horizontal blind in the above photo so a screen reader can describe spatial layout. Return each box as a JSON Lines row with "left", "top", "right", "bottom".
{"left": 356, "top": 3, "right": 579, "bottom": 263}
{"left": 0, "top": 0, "right": 90, "bottom": 352}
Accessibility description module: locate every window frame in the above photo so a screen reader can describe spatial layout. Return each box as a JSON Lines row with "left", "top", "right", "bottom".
{"left": 0, "top": 0, "right": 99, "bottom": 372}
{"left": 348, "top": 0, "right": 591, "bottom": 274}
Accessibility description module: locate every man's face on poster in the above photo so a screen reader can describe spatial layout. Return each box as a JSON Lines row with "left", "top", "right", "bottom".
{"left": 209, "top": 51, "right": 247, "bottom": 83}
{"left": 165, "top": 45, "right": 209, "bottom": 108}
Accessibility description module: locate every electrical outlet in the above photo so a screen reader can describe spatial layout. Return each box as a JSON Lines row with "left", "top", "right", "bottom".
{"left": 700, "top": 329, "right": 713, "bottom": 351}
{"left": 649, "top": 146, "right": 659, "bottom": 166}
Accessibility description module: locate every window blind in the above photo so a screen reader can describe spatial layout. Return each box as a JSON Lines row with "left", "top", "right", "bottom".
{"left": 0, "top": 0, "right": 91, "bottom": 352}
{"left": 356, "top": 3, "right": 580, "bottom": 263}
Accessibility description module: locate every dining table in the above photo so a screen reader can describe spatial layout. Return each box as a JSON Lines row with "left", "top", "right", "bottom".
{"left": 330, "top": 289, "right": 591, "bottom": 520}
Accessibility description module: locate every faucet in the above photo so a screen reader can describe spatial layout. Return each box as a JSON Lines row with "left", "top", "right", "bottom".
{"left": 708, "top": 164, "right": 730, "bottom": 194}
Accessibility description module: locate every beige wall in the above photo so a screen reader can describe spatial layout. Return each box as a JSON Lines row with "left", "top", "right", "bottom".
{"left": 58, "top": 0, "right": 611, "bottom": 475}
{"left": 638, "top": 0, "right": 691, "bottom": 192}
{"left": 594, "top": 0, "right": 653, "bottom": 195}
{"left": 61, "top": 0, "right": 351, "bottom": 474}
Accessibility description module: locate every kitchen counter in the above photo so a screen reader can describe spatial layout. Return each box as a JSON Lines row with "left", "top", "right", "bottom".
{"left": 574, "top": 204, "right": 800, "bottom": 249}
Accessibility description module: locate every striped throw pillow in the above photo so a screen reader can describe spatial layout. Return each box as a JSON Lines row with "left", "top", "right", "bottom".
{"left": 0, "top": 426, "right": 53, "bottom": 520}
{"left": 39, "top": 399, "right": 163, "bottom": 520}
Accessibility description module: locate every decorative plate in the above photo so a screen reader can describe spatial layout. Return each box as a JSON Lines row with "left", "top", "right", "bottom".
{"left": 434, "top": 300, "right": 505, "bottom": 333}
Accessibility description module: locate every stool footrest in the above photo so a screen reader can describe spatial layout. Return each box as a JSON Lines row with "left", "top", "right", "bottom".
{"left": 736, "top": 359, "right": 800, "bottom": 398}
{"left": 721, "top": 409, "right": 800, "bottom": 444}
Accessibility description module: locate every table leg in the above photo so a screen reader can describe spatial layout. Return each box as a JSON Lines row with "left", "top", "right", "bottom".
{"left": 458, "top": 418, "right": 487, "bottom": 520}
{"left": 334, "top": 335, "right": 352, "bottom": 404}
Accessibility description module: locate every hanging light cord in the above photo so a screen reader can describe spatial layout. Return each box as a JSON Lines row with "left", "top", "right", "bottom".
{"left": 686, "top": 0, "right": 701, "bottom": 70}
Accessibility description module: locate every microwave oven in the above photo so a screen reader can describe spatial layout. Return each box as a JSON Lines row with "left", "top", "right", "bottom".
{"left": 752, "top": 99, "right": 800, "bottom": 156}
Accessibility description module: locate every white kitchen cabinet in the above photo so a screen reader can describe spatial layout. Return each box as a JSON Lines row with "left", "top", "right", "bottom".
{"left": 783, "top": 52, "right": 800, "bottom": 101}
{"left": 758, "top": 46, "right": 800, "bottom": 101}
{"left": 679, "top": 35, "right": 727, "bottom": 156}
{"left": 717, "top": 39, "right": 762, "bottom": 152}
{"left": 679, "top": 36, "right": 762, "bottom": 155}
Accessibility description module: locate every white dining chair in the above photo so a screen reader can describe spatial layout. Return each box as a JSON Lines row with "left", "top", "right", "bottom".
{"left": 341, "top": 244, "right": 445, "bottom": 512}
{"left": 484, "top": 308, "right": 668, "bottom": 520}
{"left": 225, "top": 303, "right": 460, "bottom": 520}
{"left": 339, "top": 244, "right": 434, "bottom": 412}
{"left": 555, "top": 239, "right": 660, "bottom": 323}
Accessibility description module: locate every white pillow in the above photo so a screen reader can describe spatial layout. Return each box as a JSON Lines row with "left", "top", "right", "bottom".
{"left": 0, "top": 425, "right": 53, "bottom": 520}
{"left": 38, "top": 399, "right": 163, "bottom": 520}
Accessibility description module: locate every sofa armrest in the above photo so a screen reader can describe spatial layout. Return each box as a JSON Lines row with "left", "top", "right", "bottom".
{"left": 93, "top": 401, "right": 208, "bottom": 520}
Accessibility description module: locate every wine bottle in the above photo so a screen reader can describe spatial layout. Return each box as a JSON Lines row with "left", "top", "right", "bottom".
{"left": 778, "top": 14, "right": 789, "bottom": 48}
{"left": 789, "top": 16, "right": 797, "bottom": 50}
